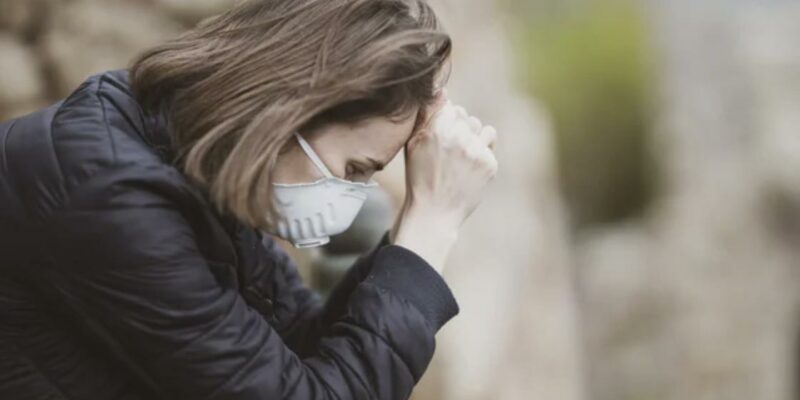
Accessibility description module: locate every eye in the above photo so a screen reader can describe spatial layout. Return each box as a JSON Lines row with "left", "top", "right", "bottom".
{"left": 345, "top": 163, "right": 371, "bottom": 182}
{"left": 345, "top": 163, "right": 360, "bottom": 177}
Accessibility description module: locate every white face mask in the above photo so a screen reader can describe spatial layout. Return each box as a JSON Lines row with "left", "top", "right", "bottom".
{"left": 266, "top": 132, "right": 378, "bottom": 248}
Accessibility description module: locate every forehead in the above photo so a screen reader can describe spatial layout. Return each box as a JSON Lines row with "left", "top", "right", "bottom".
{"left": 327, "top": 110, "right": 420, "bottom": 163}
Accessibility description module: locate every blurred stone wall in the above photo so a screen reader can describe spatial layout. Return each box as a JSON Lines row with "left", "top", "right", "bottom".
{"left": 0, "top": 0, "right": 237, "bottom": 121}
{"left": 576, "top": 2, "right": 800, "bottom": 400}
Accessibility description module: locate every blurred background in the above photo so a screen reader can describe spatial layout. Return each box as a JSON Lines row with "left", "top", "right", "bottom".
{"left": 2, "top": 0, "right": 799, "bottom": 399}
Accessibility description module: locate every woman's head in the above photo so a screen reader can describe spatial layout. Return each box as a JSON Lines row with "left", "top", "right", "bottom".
{"left": 129, "top": 0, "right": 451, "bottom": 229}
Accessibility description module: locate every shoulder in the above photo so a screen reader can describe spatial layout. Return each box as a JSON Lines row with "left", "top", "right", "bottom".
{"left": 1, "top": 69, "right": 175, "bottom": 221}
{"left": 62, "top": 161, "right": 200, "bottom": 214}
{"left": 46, "top": 69, "right": 166, "bottom": 191}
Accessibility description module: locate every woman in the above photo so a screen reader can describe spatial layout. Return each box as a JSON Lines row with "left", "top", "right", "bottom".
{"left": 0, "top": 0, "right": 497, "bottom": 399}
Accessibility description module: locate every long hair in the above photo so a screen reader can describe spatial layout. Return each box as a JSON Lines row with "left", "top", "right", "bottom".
{"left": 129, "top": 0, "right": 451, "bottom": 229}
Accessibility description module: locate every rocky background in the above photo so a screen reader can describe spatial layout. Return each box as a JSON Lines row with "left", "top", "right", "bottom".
{"left": 0, "top": 0, "right": 211, "bottom": 120}
{"left": 576, "top": 2, "right": 800, "bottom": 400}
{"left": 2, "top": 1, "right": 799, "bottom": 400}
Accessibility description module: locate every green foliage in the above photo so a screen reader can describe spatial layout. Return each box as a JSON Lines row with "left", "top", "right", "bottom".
{"left": 510, "top": 0, "right": 656, "bottom": 227}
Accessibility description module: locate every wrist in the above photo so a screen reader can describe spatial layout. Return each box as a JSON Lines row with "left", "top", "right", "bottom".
{"left": 392, "top": 205, "right": 459, "bottom": 274}
{"left": 405, "top": 211, "right": 459, "bottom": 243}
{"left": 388, "top": 199, "right": 408, "bottom": 244}
{"left": 403, "top": 197, "right": 462, "bottom": 233}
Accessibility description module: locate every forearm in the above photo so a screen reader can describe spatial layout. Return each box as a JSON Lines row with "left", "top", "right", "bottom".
{"left": 273, "top": 231, "right": 392, "bottom": 355}
{"left": 390, "top": 202, "right": 459, "bottom": 275}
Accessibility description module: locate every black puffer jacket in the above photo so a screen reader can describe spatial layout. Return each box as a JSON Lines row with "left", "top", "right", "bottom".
{"left": 0, "top": 69, "right": 459, "bottom": 400}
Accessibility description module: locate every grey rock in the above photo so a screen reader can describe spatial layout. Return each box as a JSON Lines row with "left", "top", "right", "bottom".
{"left": 0, "top": 0, "right": 52, "bottom": 38}
{"left": 577, "top": 2, "right": 800, "bottom": 400}
{"left": 41, "top": 0, "right": 182, "bottom": 97}
{"left": 155, "top": 0, "right": 237, "bottom": 26}
{"left": 0, "top": 35, "right": 45, "bottom": 106}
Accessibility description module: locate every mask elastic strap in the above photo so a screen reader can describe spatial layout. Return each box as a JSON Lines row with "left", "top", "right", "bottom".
{"left": 294, "top": 132, "right": 335, "bottom": 179}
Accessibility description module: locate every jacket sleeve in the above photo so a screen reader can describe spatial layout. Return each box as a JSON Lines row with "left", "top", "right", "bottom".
{"left": 265, "top": 230, "right": 393, "bottom": 356}
{"left": 40, "top": 165, "right": 459, "bottom": 400}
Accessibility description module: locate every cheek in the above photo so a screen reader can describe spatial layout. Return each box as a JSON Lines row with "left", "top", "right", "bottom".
{"left": 312, "top": 136, "right": 354, "bottom": 179}
{"left": 271, "top": 147, "right": 317, "bottom": 184}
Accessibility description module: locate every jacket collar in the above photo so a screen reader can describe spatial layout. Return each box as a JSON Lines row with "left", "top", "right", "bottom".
{"left": 104, "top": 68, "right": 179, "bottom": 165}
{"left": 141, "top": 107, "right": 179, "bottom": 165}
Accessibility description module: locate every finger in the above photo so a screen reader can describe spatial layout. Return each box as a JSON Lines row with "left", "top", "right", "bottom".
{"left": 467, "top": 116, "right": 482, "bottom": 134}
{"left": 453, "top": 105, "right": 468, "bottom": 121}
{"left": 449, "top": 117, "right": 472, "bottom": 140}
{"left": 486, "top": 152, "right": 499, "bottom": 178}
{"left": 475, "top": 142, "right": 498, "bottom": 172}
{"left": 433, "top": 103, "right": 458, "bottom": 136}
{"left": 479, "top": 125, "right": 497, "bottom": 150}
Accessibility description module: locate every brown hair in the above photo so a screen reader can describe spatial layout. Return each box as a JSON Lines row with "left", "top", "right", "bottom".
{"left": 129, "top": 0, "right": 451, "bottom": 229}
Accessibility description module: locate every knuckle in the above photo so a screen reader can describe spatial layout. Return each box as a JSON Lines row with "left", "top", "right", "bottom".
{"left": 436, "top": 126, "right": 454, "bottom": 143}
{"left": 456, "top": 132, "right": 473, "bottom": 149}
{"left": 489, "top": 157, "right": 499, "bottom": 174}
{"left": 458, "top": 142, "right": 473, "bottom": 158}
{"left": 466, "top": 146, "right": 481, "bottom": 160}
{"left": 481, "top": 126, "right": 497, "bottom": 142}
{"left": 454, "top": 119, "right": 471, "bottom": 137}
{"left": 468, "top": 116, "right": 482, "bottom": 132}
{"left": 482, "top": 151, "right": 498, "bottom": 171}
{"left": 466, "top": 138, "right": 484, "bottom": 156}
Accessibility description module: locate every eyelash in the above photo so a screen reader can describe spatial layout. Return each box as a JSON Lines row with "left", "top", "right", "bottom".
{"left": 347, "top": 164, "right": 365, "bottom": 177}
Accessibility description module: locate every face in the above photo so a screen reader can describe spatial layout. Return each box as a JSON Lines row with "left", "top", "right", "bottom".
{"left": 273, "top": 107, "right": 421, "bottom": 184}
